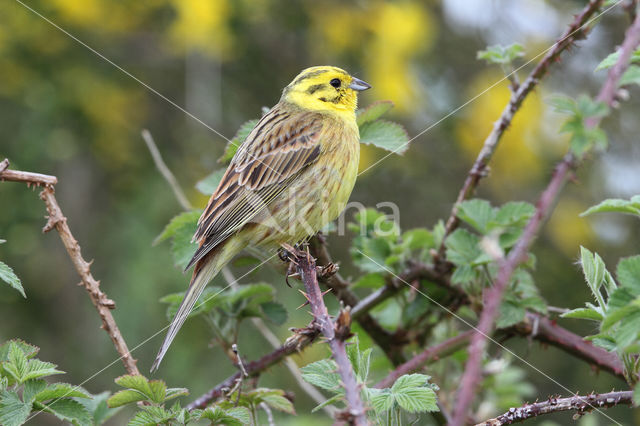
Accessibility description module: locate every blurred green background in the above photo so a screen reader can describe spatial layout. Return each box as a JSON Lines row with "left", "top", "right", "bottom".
{"left": 1, "top": 0, "right": 639, "bottom": 424}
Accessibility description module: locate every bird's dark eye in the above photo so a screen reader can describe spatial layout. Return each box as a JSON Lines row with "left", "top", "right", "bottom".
{"left": 330, "top": 78, "right": 341, "bottom": 88}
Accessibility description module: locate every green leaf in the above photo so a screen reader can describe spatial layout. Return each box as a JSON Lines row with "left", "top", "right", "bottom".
{"left": 561, "top": 307, "right": 603, "bottom": 321}
{"left": 198, "top": 405, "right": 250, "bottom": 425}
{"left": 128, "top": 409, "right": 162, "bottom": 426}
{"left": 195, "top": 169, "right": 226, "bottom": 195}
{"left": 146, "top": 380, "right": 167, "bottom": 404}
{"left": 394, "top": 387, "right": 438, "bottom": 413}
{"left": 477, "top": 43, "right": 524, "bottom": 65}
{"left": 581, "top": 197, "right": 640, "bottom": 217}
{"left": 633, "top": 382, "right": 640, "bottom": 406}
{"left": 356, "top": 101, "right": 394, "bottom": 126}
{"left": 219, "top": 119, "right": 259, "bottom": 163}
{"left": 107, "top": 390, "right": 148, "bottom": 408}
{"left": 620, "top": 65, "right": 640, "bottom": 86}
{"left": 445, "top": 229, "right": 481, "bottom": 266}
{"left": 75, "top": 391, "right": 121, "bottom": 426}
{"left": 113, "top": 375, "right": 153, "bottom": 399}
{"left": 492, "top": 202, "right": 535, "bottom": 228}
{"left": 311, "top": 394, "right": 343, "bottom": 413}
{"left": 0, "top": 261, "right": 25, "bottom": 298}
{"left": 3, "top": 343, "right": 28, "bottom": 384}
{"left": 369, "top": 389, "right": 394, "bottom": 413}
{"left": 595, "top": 47, "right": 640, "bottom": 71}
{"left": 0, "top": 340, "right": 38, "bottom": 362}
{"left": 0, "top": 390, "right": 30, "bottom": 426}
{"left": 401, "top": 228, "right": 434, "bottom": 251}
{"left": 580, "top": 246, "right": 608, "bottom": 309}
{"left": 301, "top": 359, "right": 341, "bottom": 392}
{"left": 154, "top": 210, "right": 201, "bottom": 244}
{"left": 35, "top": 383, "right": 90, "bottom": 401}
{"left": 22, "top": 380, "right": 46, "bottom": 403}
{"left": 496, "top": 300, "right": 526, "bottom": 328}
{"left": 616, "top": 255, "right": 640, "bottom": 295}
{"left": 35, "top": 398, "right": 92, "bottom": 426}
{"left": 457, "top": 199, "right": 494, "bottom": 234}
{"left": 260, "top": 301, "right": 287, "bottom": 325}
{"left": 353, "top": 273, "right": 386, "bottom": 289}
{"left": 260, "top": 392, "right": 295, "bottom": 415}
{"left": 165, "top": 387, "right": 189, "bottom": 402}
{"left": 359, "top": 120, "right": 409, "bottom": 155}
{"left": 391, "top": 374, "right": 431, "bottom": 392}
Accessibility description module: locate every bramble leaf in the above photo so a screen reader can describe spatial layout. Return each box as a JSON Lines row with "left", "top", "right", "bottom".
{"left": 581, "top": 196, "right": 640, "bottom": 217}
{"left": 195, "top": 169, "right": 226, "bottom": 195}
{"left": 477, "top": 43, "right": 524, "bottom": 65}
{"left": 359, "top": 120, "right": 410, "bottom": 155}
{"left": 219, "top": 119, "right": 259, "bottom": 163}
{"left": 356, "top": 101, "right": 394, "bottom": 126}
{"left": 0, "top": 261, "right": 25, "bottom": 298}
{"left": 0, "top": 390, "right": 30, "bottom": 426}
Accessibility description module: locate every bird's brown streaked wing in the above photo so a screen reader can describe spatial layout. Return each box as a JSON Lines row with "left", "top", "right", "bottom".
{"left": 185, "top": 107, "right": 324, "bottom": 270}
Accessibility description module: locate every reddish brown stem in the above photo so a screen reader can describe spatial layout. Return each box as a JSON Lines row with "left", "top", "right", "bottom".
{"left": 375, "top": 331, "right": 474, "bottom": 389}
{"left": 451, "top": 12, "right": 640, "bottom": 425}
{"left": 436, "top": 0, "right": 606, "bottom": 262}
{"left": 0, "top": 159, "right": 140, "bottom": 376}
{"left": 294, "top": 248, "right": 369, "bottom": 425}
{"left": 476, "top": 390, "right": 632, "bottom": 425}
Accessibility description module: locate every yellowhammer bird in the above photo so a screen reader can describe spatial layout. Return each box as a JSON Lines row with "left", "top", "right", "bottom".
{"left": 151, "top": 66, "right": 371, "bottom": 371}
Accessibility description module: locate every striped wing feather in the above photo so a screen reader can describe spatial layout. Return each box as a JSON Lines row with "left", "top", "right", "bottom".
{"left": 185, "top": 105, "right": 324, "bottom": 270}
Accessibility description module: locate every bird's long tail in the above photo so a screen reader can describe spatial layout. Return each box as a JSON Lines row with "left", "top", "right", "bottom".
{"left": 151, "top": 243, "right": 237, "bottom": 372}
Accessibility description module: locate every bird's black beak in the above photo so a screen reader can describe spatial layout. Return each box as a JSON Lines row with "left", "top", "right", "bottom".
{"left": 349, "top": 77, "right": 371, "bottom": 91}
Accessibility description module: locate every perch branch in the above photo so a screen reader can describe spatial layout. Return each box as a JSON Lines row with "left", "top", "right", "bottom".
{"left": 0, "top": 159, "right": 140, "bottom": 376}
{"left": 436, "top": 0, "right": 606, "bottom": 262}
{"left": 451, "top": 12, "right": 640, "bottom": 425}
{"left": 476, "top": 390, "right": 633, "bottom": 425}
{"left": 291, "top": 247, "right": 368, "bottom": 425}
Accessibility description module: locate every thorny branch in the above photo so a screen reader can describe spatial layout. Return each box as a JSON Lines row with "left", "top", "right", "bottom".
{"left": 436, "top": 0, "right": 606, "bottom": 262}
{"left": 0, "top": 159, "right": 140, "bottom": 376}
{"left": 476, "top": 390, "right": 633, "bottom": 425}
{"left": 288, "top": 246, "right": 368, "bottom": 425}
{"left": 451, "top": 10, "right": 640, "bottom": 425}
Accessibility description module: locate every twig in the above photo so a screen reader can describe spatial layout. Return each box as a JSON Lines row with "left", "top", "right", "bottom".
{"left": 476, "top": 390, "right": 633, "bottom": 425}
{"left": 0, "top": 159, "right": 140, "bottom": 376}
{"left": 436, "top": 0, "right": 606, "bottom": 262}
{"left": 141, "top": 129, "right": 192, "bottom": 210}
{"left": 375, "top": 331, "right": 474, "bottom": 389}
{"left": 290, "top": 247, "right": 369, "bottom": 425}
{"left": 451, "top": 12, "right": 640, "bottom": 425}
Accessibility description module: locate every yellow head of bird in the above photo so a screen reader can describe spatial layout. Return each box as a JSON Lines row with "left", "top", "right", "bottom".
{"left": 282, "top": 66, "right": 371, "bottom": 117}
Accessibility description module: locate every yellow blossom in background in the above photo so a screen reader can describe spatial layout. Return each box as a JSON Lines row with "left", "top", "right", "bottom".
{"left": 168, "top": 0, "right": 232, "bottom": 58}
{"left": 546, "top": 199, "right": 595, "bottom": 256}
{"left": 307, "top": 1, "right": 434, "bottom": 112}
{"left": 49, "top": 0, "right": 157, "bottom": 32}
{"left": 364, "top": 2, "right": 434, "bottom": 112}
{"left": 456, "top": 71, "right": 547, "bottom": 188}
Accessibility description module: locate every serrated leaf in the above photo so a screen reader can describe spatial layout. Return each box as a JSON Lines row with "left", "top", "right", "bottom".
{"left": 128, "top": 409, "right": 159, "bottom": 426}
{"left": 107, "top": 390, "right": 148, "bottom": 408}
{"left": 195, "top": 169, "right": 226, "bottom": 195}
{"left": 595, "top": 48, "right": 640, "bottom": 71}
{"left": 35, "top": 398, "right": 92, "bottom": 426}
{"left": 477, "top": 43, "right": 524, "bottom": 65}
{"left": 114, "top": 375, "right": 153, "bottom": 398}
{"left": 394, "top": 387, "right": 438, "bottom": 413}
{"left": 359, "top": 120, "right": 409, "bottom": 154}
{"left": 219, "top": 119, "right": 259, "bottom": 163}
{"left": 616, "top": 255, "right": 640, "bottom": 295}
{"left": 165, "top": 387, "right": 189, "bottom": 402}
{"left": 0, "top": 390, "right": 30, "bottom": 426}
{"left": 457, "top": 199, "right": 494, "bottom": 234}
{"left": 581, "top": 197, "right": 640, "bottom": 217}
{"left": 353, "top": 273, "right": 386, "bottom": 289}
{"left": 620, "top": 65, "right": 640, "bottom": 87}
{"left": 356, "top": 101, "right": 394, "bottom": 126}
{"left": 401, "top": 228, "right": 434, "bottom": 251}
{"left": 561, "top": 307, "right": 603, "bottom": 321}
{"left": 260, "top": 392, "right": 296, "bottom": 415}
{"left": 301, "top": 359, "right": 340, "bottom": 391}
{"left": 22, "top": 380, "right": 46, "bottom": 403}
{"left": 445, "top": 229, "right": 481, "bottom": 266}
{"left": 75, "top": 391, "right": 121, "bottom": 426}
{"left": 146, "top": 380, "right": 167, "bottom": 404}
{"left": 0, "top": 261, "right": 25, "bottom": 298}
{"left": 369, "top": 389, "right": 394, "bottom": 412}
{"left": 260, "top": 301, "right": 287, "bottom": 325}
{"left": 3, "top": 343, "right": 28, "bottom": 383}
{"left": 22, "top": 359, "right": 63, "bottom": 382}
{"left": 580, "top": 246, "right": 607, "bottom": 309}
{"left": 35, "top": 383, "right": 90, "bottom": 401}
{"left": 391, "top": 374, "right": 430, "bottom": 392}
{"left": 492, "top": 202, "right": 535, "bottom": 227}
{"left": 612, "top": 310, "right": 640, "bottom": 349}
{"left": 496, "top": 300, "right": 526, "bottom": 328}
{"left": 198, "top": 405, "right": 250, "bottom": 425}
{"left": 0, "top": 340, "right": 39, "bottom": 362}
